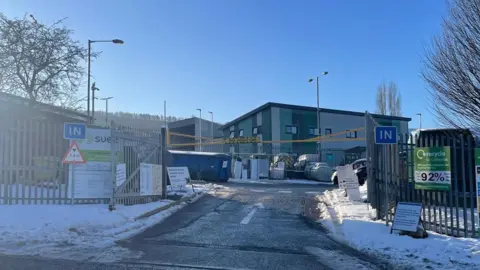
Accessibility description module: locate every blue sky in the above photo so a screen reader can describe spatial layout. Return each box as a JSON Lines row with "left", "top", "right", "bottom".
{"left": 2, "top": 0, "right": 446, "bottom": 128}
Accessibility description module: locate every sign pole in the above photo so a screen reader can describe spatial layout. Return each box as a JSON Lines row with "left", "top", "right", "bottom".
{"left": 385, "top": 145, "right": 389, "bottom": 226}
{"left": 71, "top": 164, "right": 75, "bottom": 205}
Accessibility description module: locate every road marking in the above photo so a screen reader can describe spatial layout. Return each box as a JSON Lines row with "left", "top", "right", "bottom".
{"left": 278, "top": 190, "right": 292, "bottom": 193}
{"left": 240, "top": 208, "right": 257, "bottom": 224}
{"left": 250, "top": 189, "right": 265, "bottom": 192}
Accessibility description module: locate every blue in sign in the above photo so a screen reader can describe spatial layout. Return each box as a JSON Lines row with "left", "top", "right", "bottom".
{"left": 374, "top": 126, "right": 397, "bottom": 144}
{"left": 64, "top": 123, "right": 86, "bottom": 140}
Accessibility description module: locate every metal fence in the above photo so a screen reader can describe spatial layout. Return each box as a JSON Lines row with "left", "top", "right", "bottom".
{"left": 109, "top": 121, "right": 166, "bottom": 208}
{"left": 0, "top": 119, "right": 75, "bottom": 205}
{"left": 365, "top": 112, "right": 478, "bottom": 237}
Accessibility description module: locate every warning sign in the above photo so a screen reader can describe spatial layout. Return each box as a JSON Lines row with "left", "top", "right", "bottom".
{"left": 62, "top": 142, "right": 86, "bottom": 164}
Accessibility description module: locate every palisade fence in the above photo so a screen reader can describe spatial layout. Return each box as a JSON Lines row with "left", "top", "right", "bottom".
{"left": 365, "top": 112, "right": 478, "bottom": 238}
{"left": 0, "top": 119, "right": 75, "bottom": 205}
{"left": 0, "top": 118, "right": 169, "bottom": 206}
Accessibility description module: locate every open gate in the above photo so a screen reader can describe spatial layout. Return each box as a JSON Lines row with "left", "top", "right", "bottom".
{"left": 109, "top": 121, "right": 165, "bottom": 208}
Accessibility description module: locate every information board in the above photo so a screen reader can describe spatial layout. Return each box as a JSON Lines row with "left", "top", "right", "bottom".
{"left": 167, "top": 167, "right": 190, "bottom": 187}
{"left": 68, "top": 128, "right": 113, "bottom": 199}
{"left": 391, "top": 202, "right": 422, "bottom": 232}
{"left": 116, "top": 163, "right": 126, "bottom": 187}
{"left": 140, "top": 163, "right": 163, "bottom": 196}
{"left": 414, "top": 147, "right": 451, "bottom": 190}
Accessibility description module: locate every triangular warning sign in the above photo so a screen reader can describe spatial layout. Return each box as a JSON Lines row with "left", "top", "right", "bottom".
{"left": 62, "top": 142, "right": 86, "bottom": 164}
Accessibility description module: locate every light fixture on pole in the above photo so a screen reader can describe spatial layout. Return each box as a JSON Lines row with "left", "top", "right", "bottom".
{"left": 87, "top": 39, "right": 124, "bottom": 118}
{"left": 208, "top": 111, "right": 213, "bottom": 139}
{"left": 416, "top": 113, "right": 422, "bottom": 130}
{"left": 308, "top": 71, "right": 328, "bottom": 159}
{"left": 197, "top": 109, "right": 202, "bottom": 152}
{"left": 100, "top": 97, "right": 114, "bottom": 127}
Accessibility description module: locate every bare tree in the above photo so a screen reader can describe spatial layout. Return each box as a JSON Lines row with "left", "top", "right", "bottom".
{"left": 376, "top": 82, "right": 387, "bottom": 114}
{"left": 0, "top": 13, "right": 87, "bottom": 108}
{"left": 376, "top": 81, "right": 401, "bottom": 116}
{"left": 422, "top": 0, "right": 480, "bottom": 133}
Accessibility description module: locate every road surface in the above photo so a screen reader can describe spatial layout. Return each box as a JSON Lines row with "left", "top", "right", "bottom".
{"left": 0, "top": 181, "right": 390, "bottom": 270}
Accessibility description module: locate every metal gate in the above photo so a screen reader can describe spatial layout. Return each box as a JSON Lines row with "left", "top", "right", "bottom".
{"left": 109, "top": 121, "right": 166, "bottom": 208}
{"left": 365, "top": 112, "right": 478, "bottom": 237}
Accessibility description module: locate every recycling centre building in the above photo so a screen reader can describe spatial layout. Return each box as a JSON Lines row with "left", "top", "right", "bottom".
{"left": 220, "top": 102, "right": 411, "bottom": 166}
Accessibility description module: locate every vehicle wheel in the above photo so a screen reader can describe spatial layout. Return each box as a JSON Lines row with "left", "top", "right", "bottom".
{"left": 334, "top": 176, "right": 338, "bottom": 186}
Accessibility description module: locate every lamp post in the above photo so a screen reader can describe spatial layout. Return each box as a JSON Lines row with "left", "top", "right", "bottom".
{"left": 208, "top": 111, "right": 213, "bottom": 139}
{"left": 308, "top": 71, "right": 328, "bottom": 159}
{"left": 416, "top": 113, "right": 422, "bottom": 130}
{"left": 100, "top": 97, "right": 114, "bottom": 127}
{"left": 197, "top": 109, "right": 202, "bottom": 152}
{"left": 87, "top": 39, "right": 124, "bottom": 118}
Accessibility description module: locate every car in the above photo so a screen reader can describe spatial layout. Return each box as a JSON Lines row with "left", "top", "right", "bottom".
{"left": 306, "top": 162, "right": 334, "bottom": 182}
{"left": 331, "top": 158, "right": 367, "bottom": 186}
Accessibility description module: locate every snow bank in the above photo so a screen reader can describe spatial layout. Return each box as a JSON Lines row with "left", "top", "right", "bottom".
{"left": 319, "top": 185, "right": 480, "bottom": 269}
{"left": 0, "top": 183, "right": 221, "bottom": 262}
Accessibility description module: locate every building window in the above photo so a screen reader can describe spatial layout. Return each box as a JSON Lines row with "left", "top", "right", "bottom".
{"left": 238, "top": 129, "right": 244, "bottom": 137}
{"left": 252, "top": 127, "right": 259, "bottom": 135}
{"left": 346, "top": 130, "right": 357, "bottom": 138}
{"left": 229, "top": 131, "right": 234, "bottom": 138}
{"left": 285, "top": 125, "right": 297, "bottom": 134}
{"left": 308, "top": 127, "right": 318, "bottom": 136}
{"left": 325, "top": 128, "right": 332, "bottom": 136}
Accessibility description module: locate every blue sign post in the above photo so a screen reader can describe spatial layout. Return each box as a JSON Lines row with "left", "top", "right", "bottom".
{"left": 64, "top": 123, "right": 86, "bottom": 140}
{"left": 374, "top": 126, "right": 397, "bottom": 144}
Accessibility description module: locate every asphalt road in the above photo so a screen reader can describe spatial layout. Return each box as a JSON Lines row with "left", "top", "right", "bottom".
{"left": 0, "top": 181, "right": 391, "bottom": 270}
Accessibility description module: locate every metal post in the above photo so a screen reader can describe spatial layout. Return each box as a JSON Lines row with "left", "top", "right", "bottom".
{"left": 316, "top": 76, "right": 321, "bottom": 159}
{"left": 109, "top": 121, "right": 117, "bottom": 211}
{"left": 87, "top": 40, "right": 91, "bottom": 117}
{"left": 92, "top": 84, "right": 96, "bottom": 121}
{"left": 161, "top": 127, "right": 167, "bottom": 199}
{"left": 105, "top": 99, "right": 109, "bottom": 127}
{"left": 71, "top": 164, "right": 75, "bottom": 205}
{"left": 197, "top": 109, "right": 202, "bottom": 152}
{"left": 384, "top": 145, "right": 389, "bottom": 225}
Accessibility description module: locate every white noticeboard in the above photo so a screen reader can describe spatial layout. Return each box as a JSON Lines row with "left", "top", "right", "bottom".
{"left": 68, "top": 128, "right": 113, "bottom": 199}
{"left": 336, "top": 165, "right": 361, "bottom": 201}
{"left": 391, "top": 202, "right": 422, "bottom": 233}
{"left": 116, "top": 163, "right": 126, "bottom": 187}
{"left": 140, "top": 163, "right": 163, "bottom": 196}
{"left": 167, "top": 167, "right": 190, "bottom": 187}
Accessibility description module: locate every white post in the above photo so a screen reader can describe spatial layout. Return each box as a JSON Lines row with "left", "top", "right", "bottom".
{"left": 71, "top": 164, "right": 75, "bottom": 205}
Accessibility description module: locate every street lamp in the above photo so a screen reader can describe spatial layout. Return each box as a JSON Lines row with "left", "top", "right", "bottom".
{"left": 416, "top": 113, "right": 422, "bottom": 130}
{"left": 208, "top": 111, "right": 214, "bottom": 139}
{"left": 87, "top": 39, "right": 124, "bottom": 118}
{"left": 308, "top": 71, "right": 328, "bottom": 158}
{"left": 197, "top": 109, "right": 202, "bottom": 152}
{"left": 100, "top": 97, "right": 114, "bottom": 127}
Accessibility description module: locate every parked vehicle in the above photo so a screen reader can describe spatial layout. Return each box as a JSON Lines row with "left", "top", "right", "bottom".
{"left": 331, "top": 158, "right": 367, "bottom": 186}
{"left": 305, "top": 162, "right": 334, "bottom": 182}
{"left": 294, "top": 154, "right": 319, "bottom": 171}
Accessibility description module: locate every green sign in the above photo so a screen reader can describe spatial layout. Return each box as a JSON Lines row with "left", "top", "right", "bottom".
{"left": 414, "top": 147, "right": 451, "bottom": 190}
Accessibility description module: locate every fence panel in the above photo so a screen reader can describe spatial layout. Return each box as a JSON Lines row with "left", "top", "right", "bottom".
{"left": 365, "top": 112, "right": 478, "bottom": 238}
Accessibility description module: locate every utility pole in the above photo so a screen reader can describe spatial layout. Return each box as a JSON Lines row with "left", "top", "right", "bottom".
{"left": 100, "top": 97, "right": 113, "bottom": 127}
{"left": 208, "top": 111, "right": 214, "bottom": 139}
{"left": 308, "top": 71, "right": 328, "bottom": 160}
{"left": 416, "top": 113, "right": 422, "bottom": 129}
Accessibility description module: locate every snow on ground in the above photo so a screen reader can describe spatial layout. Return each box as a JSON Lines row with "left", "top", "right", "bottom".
{"left": 0, "top": 183, "right": 221, "bottom": 262}
{"left": 228, "top": 178, "right": 333, "bottom": 185}
{"left": 319, "top": 185, "right": 480, "bottom": 269}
